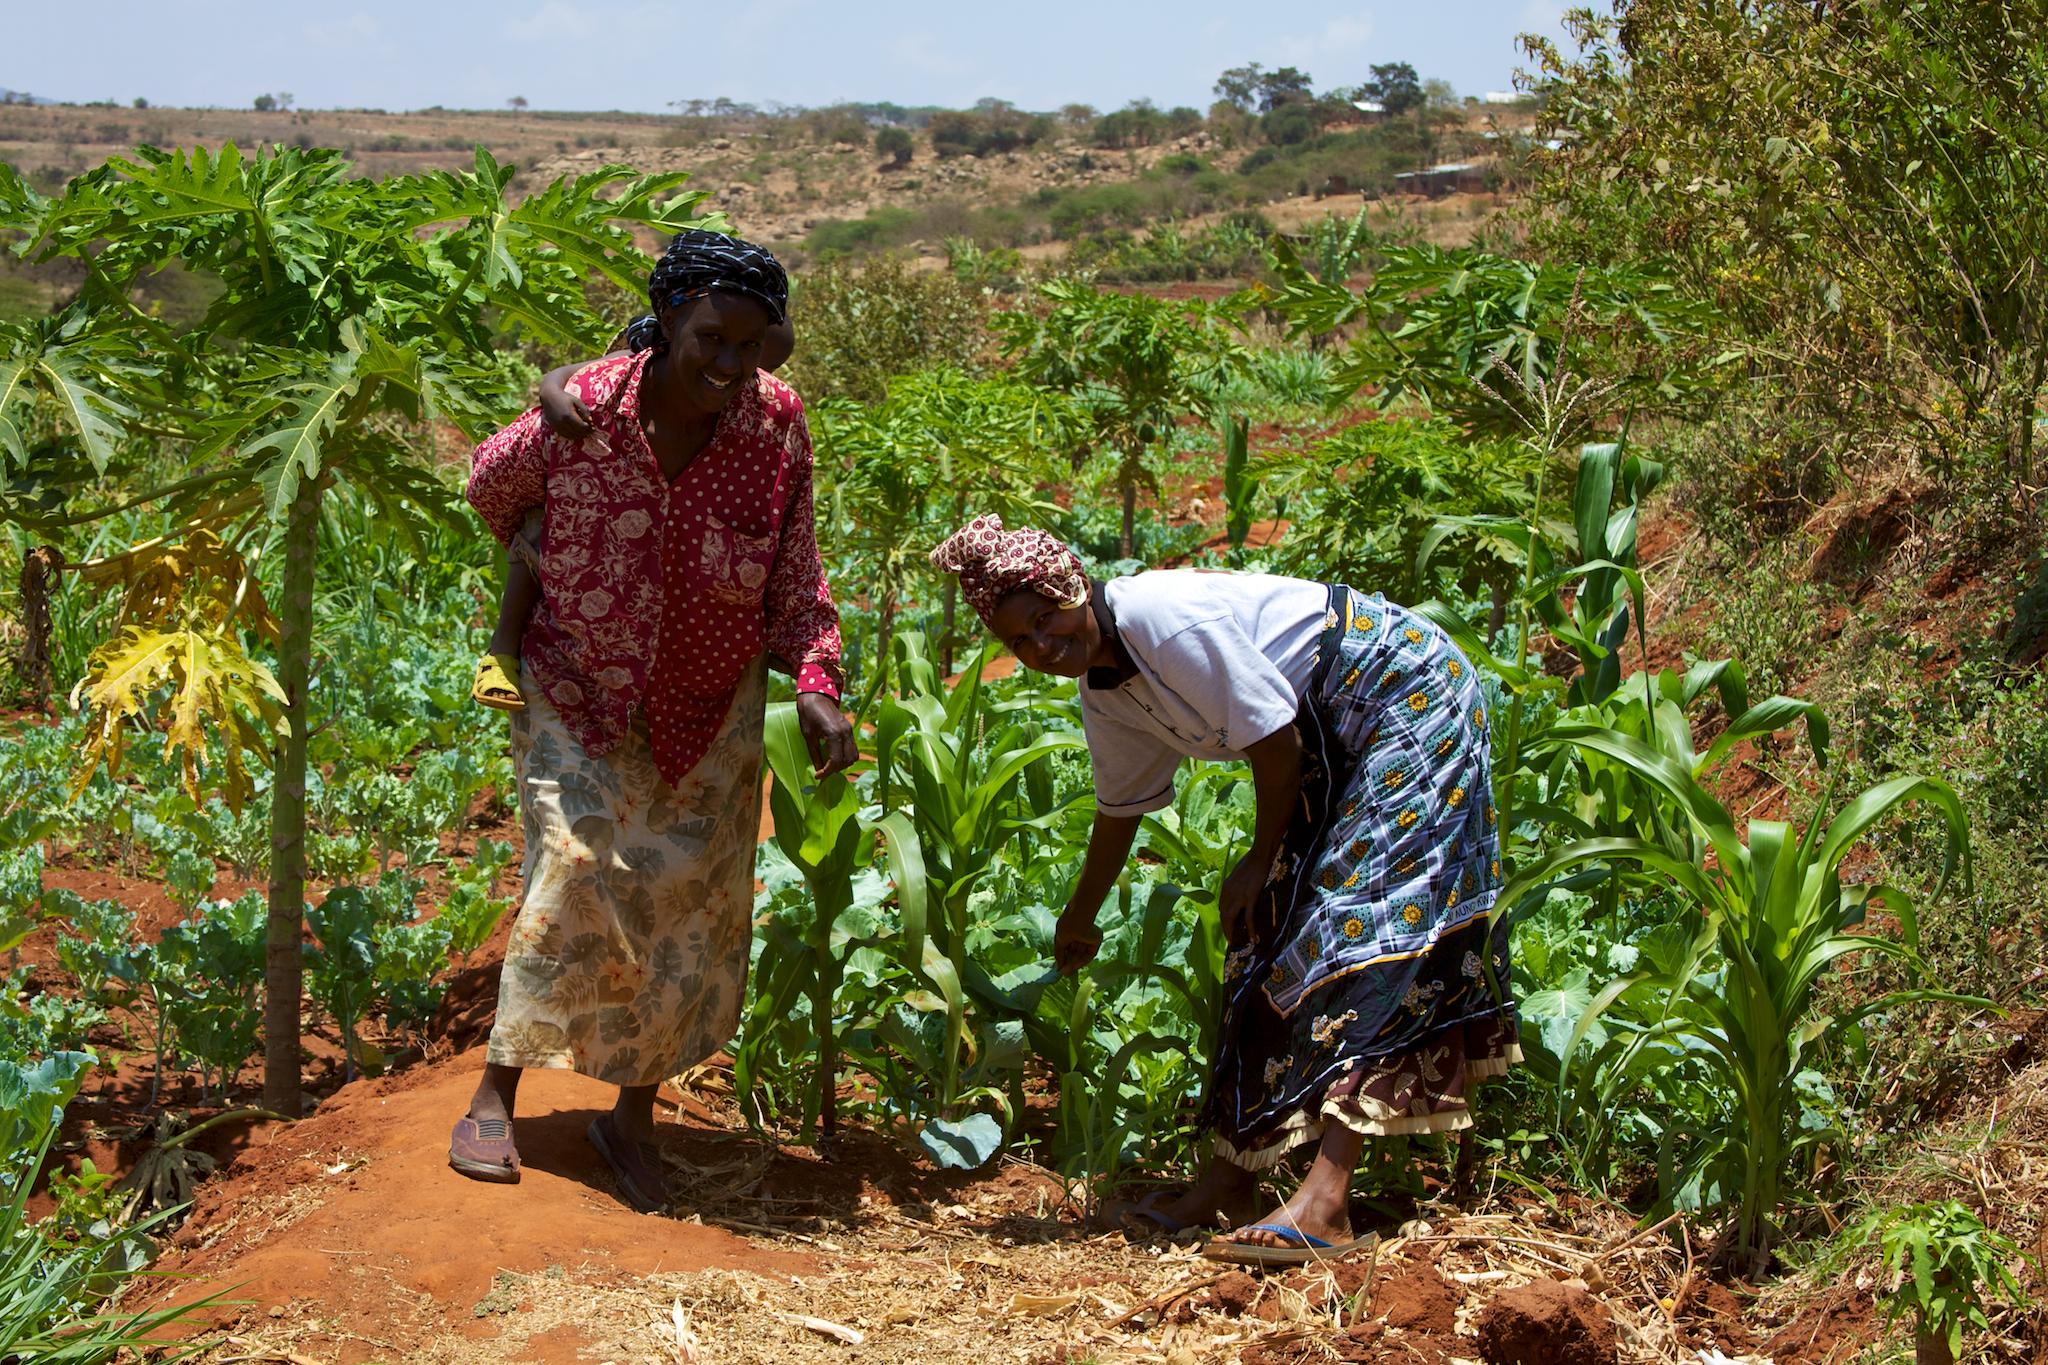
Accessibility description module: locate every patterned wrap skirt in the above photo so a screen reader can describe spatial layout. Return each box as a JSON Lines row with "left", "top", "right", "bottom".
{"left": 484, "top": 658, "right": 767, "bottom": 1087}
{"left": 1201, "top": 587, "right": 1519, "bottom": 1170}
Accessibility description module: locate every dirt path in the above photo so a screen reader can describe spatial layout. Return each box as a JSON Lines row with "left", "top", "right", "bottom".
{"left": 151, "top": 1052, "right": 820, "bottom": 1357}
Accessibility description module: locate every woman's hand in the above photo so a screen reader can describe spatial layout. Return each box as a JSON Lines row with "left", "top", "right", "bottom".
{"left": 1221, "top": 724, "right": 1303, "bottom": 940}
{"left": 1052, "top": 810, "right": 1139, "bottom": 975}
{"left": 539, "top": 364, "right": 597, "bottom": 440}
{"left": 1053, "top": 907, "right": 1104, "bottom": 975}
{"left": 795, "top": 692, "right": 857, "bottom": 778}
{"left": 1218, "top": 853, "right": 1269, "bottom": 940}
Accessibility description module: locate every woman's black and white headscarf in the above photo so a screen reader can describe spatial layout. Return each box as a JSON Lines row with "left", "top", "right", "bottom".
{"left": 623, "top": 229, "right": 789, "bottom": 352}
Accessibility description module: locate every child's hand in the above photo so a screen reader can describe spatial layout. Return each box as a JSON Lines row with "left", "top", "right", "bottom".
{"left": 539, "top": 371, "right": 596, "bottom": 440}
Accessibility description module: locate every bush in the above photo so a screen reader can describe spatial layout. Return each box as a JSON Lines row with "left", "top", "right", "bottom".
{"left": 929, "top": 111, "right": 975, "bottom": 159}
{"left": 1045, "top": 182, "right": 1147, "bottom": 236}
{"left": 876, "top": 126, "right": 913, "bottom": 168}
{"left": 783, "top": 256, "right": 988, "bottom": 403}
{"left": 1260, "top": 103, "right": 1318, "bottom": 147}
{"left": 805, "top": 205, "right": 917, "bottom": 257}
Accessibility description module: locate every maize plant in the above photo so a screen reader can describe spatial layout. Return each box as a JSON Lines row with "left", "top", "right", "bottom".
{"left": 741, "top": 704, "right": 924, "bottom": 1144}
{"left": 1500, "top": 725, "right": 1978, "bottom": 1270}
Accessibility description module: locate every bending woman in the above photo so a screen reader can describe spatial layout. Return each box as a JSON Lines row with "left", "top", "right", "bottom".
{"left": 930, "top": 515, "right": 1517, "bottom": 1265}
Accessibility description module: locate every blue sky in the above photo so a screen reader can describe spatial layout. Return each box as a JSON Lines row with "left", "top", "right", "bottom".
{"left": 11, "top": 1, "right": 1580, "bottom": 113}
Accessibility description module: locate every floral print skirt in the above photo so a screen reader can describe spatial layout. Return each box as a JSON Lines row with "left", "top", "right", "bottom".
{"left": 1201, "top": 589, "right": 1520, "bottom": 1171}
{"left": 484, "top": 659, "right": 766, "bottom": 1087}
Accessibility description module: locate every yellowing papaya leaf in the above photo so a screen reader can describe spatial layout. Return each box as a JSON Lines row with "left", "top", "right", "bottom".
{"left": 71, "top": 622, "right": 286, "bottom": 812}
{"left": 75, "top": 527, "right": 280, "bottom": 641}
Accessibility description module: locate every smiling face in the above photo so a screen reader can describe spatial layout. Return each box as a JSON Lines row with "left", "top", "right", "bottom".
{"left": 988, "top": 586, "right": 1105, "bottom": 678}
{"left": 657, "top": 292, "right": 773, "bottom": 416}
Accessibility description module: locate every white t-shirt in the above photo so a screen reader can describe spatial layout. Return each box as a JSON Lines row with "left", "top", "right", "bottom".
{"left": 1079, "top": 570, "right": 1331, "bottom": 817}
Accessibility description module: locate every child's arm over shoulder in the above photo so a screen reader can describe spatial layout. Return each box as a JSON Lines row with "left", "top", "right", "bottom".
{"left": 538, "top": 351, "right": 629, "bottom": 440}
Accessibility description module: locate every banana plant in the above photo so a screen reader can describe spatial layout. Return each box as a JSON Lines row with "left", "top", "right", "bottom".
{"left": 1497, "top": 724, "right": 1979, "bottom": 1270}
{"left": 743, "top": 702, "right": 925, "bottom": 1144}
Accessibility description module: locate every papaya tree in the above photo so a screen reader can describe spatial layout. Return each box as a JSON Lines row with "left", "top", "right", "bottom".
{"left": 812, "top": 365, "right": 1071, "bottom": 685}
{"left": 6, "top": 144, "right": 716, "bottom": 1112}
{"left": 998, "top": 279, "right": 1242, "bottom": 559}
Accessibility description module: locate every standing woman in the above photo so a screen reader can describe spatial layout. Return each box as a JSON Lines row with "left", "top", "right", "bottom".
{"left": 930, "top": 515, "right": 1517, "bottom": 1265}
{"left": 449, "top": 232, "right": 856, "bottom": 1212}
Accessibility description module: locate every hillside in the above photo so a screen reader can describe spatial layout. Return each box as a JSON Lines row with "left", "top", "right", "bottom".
{"left": 0, "top": 97, "right": 1516, "bottom": 315}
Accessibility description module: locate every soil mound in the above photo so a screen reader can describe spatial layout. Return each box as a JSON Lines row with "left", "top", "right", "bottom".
{"left": 147, "top": 1050, "right": 816, "bottom": 1352}
{"left": 1374, "top": 1259, "right": 1461, "bottom": 1335}
{"left": 1476, "top": 1277, "right": 1618, "bottom": 1365}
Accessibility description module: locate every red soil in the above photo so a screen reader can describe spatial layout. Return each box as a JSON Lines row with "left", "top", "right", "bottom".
{"left": 146, "top": 1052, "right": 820, "bottom": 1357}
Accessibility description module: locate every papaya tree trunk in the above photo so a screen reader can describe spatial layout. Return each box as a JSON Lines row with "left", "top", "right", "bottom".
{"left": 1120, "top": 480, "right": 1136, "bottom": 560}
{"left": 874, "top": 589, "right": 897, "bottom": 701}
{"left": 940, "top": 580, "right": 959, "bottom": 677}
{"left": 263, "top": 475, "right": 321, "bottom": 1115}
{"left": 18, "top": 546, "right": 62, "bottom": 706}
{"left": 1915, "top": 1318, "right": 1954, "bottom": 1365}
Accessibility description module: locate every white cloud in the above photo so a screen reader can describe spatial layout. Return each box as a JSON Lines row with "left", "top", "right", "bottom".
{"left": 889, "top": 30, "right": 975, "bottom": 79}
{"left": 1271, "top": 10, "right": 1375, "bottom": 68}
{"left": 1322, "top": 13, "right": 1374, "bottom": 49}
{"left": 304, "top": 11, "right": 380, "bottom": 46}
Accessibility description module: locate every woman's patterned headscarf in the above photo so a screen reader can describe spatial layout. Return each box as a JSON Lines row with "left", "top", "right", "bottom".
{"left": 929, "top": 514, "right": 1089, "bottom": 627}
{"left": 624, "top": 229, "right": 790, "bottom": 351}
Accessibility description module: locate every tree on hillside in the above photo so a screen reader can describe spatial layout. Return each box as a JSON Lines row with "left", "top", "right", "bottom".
{"left": 1364, "top": 62, "right": 1423, "bottom": 115}
{"left": 999, "top": 280, "right": 1245, "bottom": 558}
{"left": 1094, "top": 99, "right": 1168, "bottom": 149}
{"left": 876, "top": 125, "right": 913, "bottom": 168}
{"left": 929, "top": 110, "right": 975, "bottom": 158}
{"left": 252, "top": 94, "right": 277, "bottom": 111}
{"left": 1257, "top": 66, "right": 1316, "bottom": 112}
{"left": 1261, "top": 103, "right": 1317, "bottom": 146}
{"left": 0, "top": 146, "right": 715, "bottom": 1114}
{"left": 508, "top": 95, "right": 529, "bottom": 111}
{"left": 1214, "top": 64, "right": 1264, "bottom": 114}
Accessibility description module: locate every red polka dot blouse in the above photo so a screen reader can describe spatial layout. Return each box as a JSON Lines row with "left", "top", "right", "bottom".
{"left": 466, "top": 351, "right": 842, "bottom": 785}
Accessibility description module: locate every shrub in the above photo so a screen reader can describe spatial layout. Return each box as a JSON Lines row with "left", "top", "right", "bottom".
{"left": 1261, "top": 104, "right": 1317, "bottom": 146}
{"left": 783, "top": 255, "right": 988, "bottom": 403}
{"left": 805, "top": 205, "right": 917, "bottom": 257}
{"left": 876, "top": 126, "right": 913, "bottom": 168}
{"left": 929, "top": 111, "right": 975, "bottom": 159}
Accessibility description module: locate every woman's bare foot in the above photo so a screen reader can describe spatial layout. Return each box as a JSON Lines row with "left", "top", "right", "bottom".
{"left": 1211, "top": 1121, "right": 1364, "bottom": 1249}
{"left": 1145, "top": 1159, "right": 1264, "bottom": 1231}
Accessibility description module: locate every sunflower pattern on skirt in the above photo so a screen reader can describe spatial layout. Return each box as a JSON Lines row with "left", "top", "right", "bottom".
{"left": 1202, "top": 588, "right": 1516, "bottom": 1170}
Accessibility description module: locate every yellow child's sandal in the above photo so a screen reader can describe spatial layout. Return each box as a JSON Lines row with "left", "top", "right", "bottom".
{"left": 472, "top": 652, "right": 526, "bottom": 712}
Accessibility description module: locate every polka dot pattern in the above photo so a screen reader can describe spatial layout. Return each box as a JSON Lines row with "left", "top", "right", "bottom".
{"left": 466, "top": 351, "right": 842, "bottom": 786}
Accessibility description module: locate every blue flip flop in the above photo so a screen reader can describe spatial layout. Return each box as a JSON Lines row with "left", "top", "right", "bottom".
{"left": 1201, "top": 1223, "right": 1379, "bottom": 1267}
{"left": 1110, "top": 1189, "right": 1195, "bottom": 1236}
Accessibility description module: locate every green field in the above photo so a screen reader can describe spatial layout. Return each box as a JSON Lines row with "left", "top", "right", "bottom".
{"left": 4, "top": 7, "right": 2047, "bottom": 1360}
